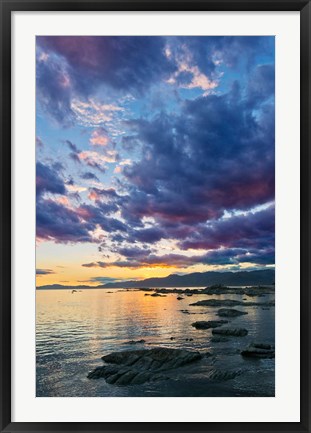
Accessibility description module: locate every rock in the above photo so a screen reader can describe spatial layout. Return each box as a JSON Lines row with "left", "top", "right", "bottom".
{"left": 211, "top": 336, "right": 229, "bottom": 343}
{"left": 180, "top": 309, "right": 190, "bottom": 314}
{"left": 241, "top": 343, "right": 275, "bottom": 358}
{"left": 191, "top": 320, "right": 228, "bottom": 330}
{"left": 209, "top": 369, "right": 242, "bottom": 381}
{"left": 71, "top": 289, "right": 77, "bottom": 294}
{"left": 212, "top": 328, "right": 248, "bottom": 337}
{"left": 144, "top": 293, "right": 150, "bottom": 296}
{"left": 177, "top": 296, "right": 184, "bottom": 300}
{"left": 123, "top": 339, "right": 146, "bottom": 345}
{"left": 170, "top": 337, "right": 175, "bottom": 340}
{"left": 150, "top": 293, "right": 166, "bottom": 297}
{"left": 190, "top": 299, "right": 274, "bottom": 307}
{"left": 87, "top": 347, "right": 202, "bottom": 385}
{"left": 217, "top": 308, "right": 248, "bottom": 318}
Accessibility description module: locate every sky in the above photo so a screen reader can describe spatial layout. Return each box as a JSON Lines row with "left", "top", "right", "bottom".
{"left": 36, "top": 36, "right": 275, "bottom": 286}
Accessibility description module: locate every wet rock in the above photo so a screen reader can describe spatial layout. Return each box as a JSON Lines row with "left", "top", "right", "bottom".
{"left": 209, "top": 369, "right": 242, "bottom": 381}
{"left": 190, "top": 299, "right": 274, "bottom": 307}
{"left": 177, "top": 296, "right": 184, "bottom": 300}
{"left": 180, "top": 309, "right": 191, "bottom": 314}
{"left": 191, "top": 320, "right": 228, "bottom": 330}
{"left": 87, "top": 347, "right": 202, "bottom": 385}
{"left": 211, "top": 336, "right": 229, "bottom": 343}
{"left": 150, "top": 293, "right": 166, "bottom": 297}
{"left": 212, "top": 328, "right": 248, "bottom": 337}
{"left": 123, "top": 339, "right": 146, "bottom": 345}
{"left": 241, "top": 343, "right": 275, "bottom": 358}
{"left": 217, "top": 308, "right": 248, "bottom": 318}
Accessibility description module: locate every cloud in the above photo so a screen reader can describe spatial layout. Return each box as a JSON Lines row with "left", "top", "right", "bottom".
{"left": 81, "top": 246, "right": 274, "bottom": 269}
{"left": 36, "top": 199, "right": 94, "bottom": 243}
{"left": 36, "top": 268, "right": 55, "bottom": 275}
{"left": 36, "top": 136, "right": 45, "bottom": 148}
{"left": 179, "top": 205, "right": 275, "bottom": 251}
{"left": 36, "top": 161, "right": 66, "bottom": 197}
{"left": 71, "top": 98, "right": 123, "bottom": 127}
{"left": 64, "top": 139, "right": 80, "bottom": 153}
{"left": 122, "top": 77, "right": 274, "bottom": 227}
{"left": 89, "top": 127, "right": 110, "bottom": 146}
{"left": 80, "top": 172, "right": 100, "bottom": 182}
{"left": 36, "top": 36, "right": 176, "bottom": 125}
{"left": 78, "top": 150, "right": 118, "bottom": 172}
{"left": 86, "top": 277, "right": 123, "bottom": 284}
{"left": 69, "top": 152, "right": 81, "bottom": 164}
{"left": 36, "top": 37, "right": 275, "bottom": 270}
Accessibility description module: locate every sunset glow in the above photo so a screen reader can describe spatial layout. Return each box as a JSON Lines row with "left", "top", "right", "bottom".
{"left": 36, "top": 36, "right": 275, "bottom": 287}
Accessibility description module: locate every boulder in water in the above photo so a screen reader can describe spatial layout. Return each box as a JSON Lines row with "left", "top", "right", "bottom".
{"left": 212, "top": 328, "right": 248, "bottom": 337}
{"left": 217, "top": 308, "right": 248, "bottom": 318}
{"left": 87, "top": 347, "right": 202, "bottom": 385}
{"left": 241, "top": 343, "right": 275, "bottom": 358}
{"left": 191, "top": 320, "right": 228, "bottom": 330}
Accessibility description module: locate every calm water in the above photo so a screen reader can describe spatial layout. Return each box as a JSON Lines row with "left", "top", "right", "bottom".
{"left": 36, "top": 288, "right": 275, "bottom": 397}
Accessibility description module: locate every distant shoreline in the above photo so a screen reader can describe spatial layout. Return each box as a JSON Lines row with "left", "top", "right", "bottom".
{"left": 36, "top": 269, "right": 275, "bottom": 291}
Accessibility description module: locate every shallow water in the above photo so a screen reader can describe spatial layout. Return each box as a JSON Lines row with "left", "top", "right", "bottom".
{"left": 36, "top": 288, "right": 275, "bottom": 397}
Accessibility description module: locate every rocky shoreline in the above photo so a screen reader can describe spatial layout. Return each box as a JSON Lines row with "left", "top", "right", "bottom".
{"left": 87, "top": 285, "right": 275, "bottom": 388}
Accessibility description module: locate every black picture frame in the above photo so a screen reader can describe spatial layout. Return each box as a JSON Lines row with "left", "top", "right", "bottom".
{"left": 1, "top": 1, "right": 310, "bottom": 432}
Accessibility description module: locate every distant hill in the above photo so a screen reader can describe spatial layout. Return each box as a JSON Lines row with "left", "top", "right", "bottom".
{"left": 37, "top": 269, "right": 274, "bottom": 290}
{"left": 102, "top": 269, "right": 274, "bottom": 288}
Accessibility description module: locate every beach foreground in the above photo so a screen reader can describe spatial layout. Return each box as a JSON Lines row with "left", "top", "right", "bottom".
{"left": 36, "top": 286, "right": 275, "bottom": 397}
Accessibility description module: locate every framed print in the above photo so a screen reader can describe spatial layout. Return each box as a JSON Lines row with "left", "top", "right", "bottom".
{"left": 1, "top": 0, "right": 310, "bottom": 432}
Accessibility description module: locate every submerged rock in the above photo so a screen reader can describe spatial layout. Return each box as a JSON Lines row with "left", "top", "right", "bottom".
{"left": 87, "top": 347, "right": 202, "bottom": 385}
{"left": 217, "top": 308, "right": 248, "bottom": 317}
{"left": 241, "top": 343, "right": 275, "bottom": 358}
{"left": 211, "top": 336, "right": 230, "bottom": 343}
{"left": 123, "top": 339, "right": 146, "bottom": 345}
{"left": 180, "top": 309, "right": 191, "bottom": 314}
{"left": 191, "top": 320, "right": 228, "bottom": 330}
{"left": 212, "top": 328, "right": 248, "bottom": 337}
{"left": 209, "top": 369, "right": 242, "bottom": 381}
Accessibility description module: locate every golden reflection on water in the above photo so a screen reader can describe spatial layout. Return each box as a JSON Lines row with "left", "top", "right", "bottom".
{"left": 36, "top": 288, "right": 275, "bottom": 397}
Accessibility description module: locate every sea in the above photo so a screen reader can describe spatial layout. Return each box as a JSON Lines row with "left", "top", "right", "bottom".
{"left": 36, "top": 288, "right": 275, "bottom": 397}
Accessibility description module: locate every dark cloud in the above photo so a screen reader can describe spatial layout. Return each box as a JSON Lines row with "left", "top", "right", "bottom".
{"left": 179, "top": 205, "right": 274, "bottom": 251}
{"left": 36, "top": 37, "right": 275, "bottom": 270}
{"left": 81, "top": 172, "right": 100, "bottom": 182}
{"left": 81, "top": 246, "right": 274, "bottom": 269}
{"left": 36, "top": 268, "right": 55, "bottom": 275}
{"left": 37, "top": 36, "right": 175, "bottom": 95}
{"left": 65, "top": 139, "right": 80, "bottom": 153}
{"left": 36, "top": 36, "right": 176, "bottom": 124}
{"left": 69, "top": 152, "right": 81, "bottom": 164}
{"left": 36, "top": 199, "right": 94, "bottom": 243}
{"left": 122, "top": 79, "right": 274, "bottom": 228}
{"left": 36, "top": 50, "right": 75, "bottom": 125}
{"left": 36, "top": 161, "right": 66, "bottom": 197}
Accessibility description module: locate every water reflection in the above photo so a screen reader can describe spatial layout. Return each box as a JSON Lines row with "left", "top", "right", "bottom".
{"left": 36, "top": 288, "right": 275, "bottom": 397}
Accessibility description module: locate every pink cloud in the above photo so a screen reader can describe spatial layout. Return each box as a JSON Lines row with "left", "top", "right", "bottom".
{"left": 89, "top": 128, "right": 109, "bottom": 146}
